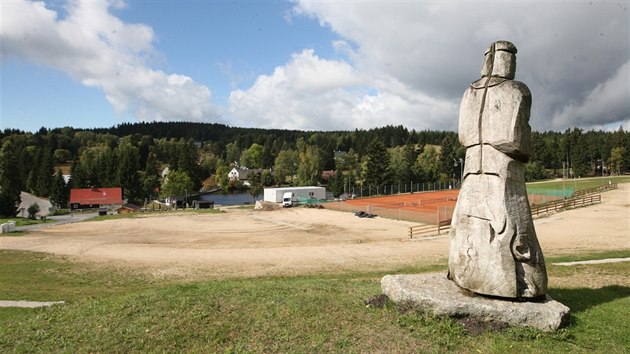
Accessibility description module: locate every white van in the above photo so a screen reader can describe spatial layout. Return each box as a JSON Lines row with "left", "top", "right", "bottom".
{"left": 282, "top": 192, "right": 296, "bottom": 207}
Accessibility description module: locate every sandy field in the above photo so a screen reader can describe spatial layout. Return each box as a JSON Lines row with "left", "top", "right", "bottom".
{"left": 1, "top": 185, "right": 628, "bottom": 280}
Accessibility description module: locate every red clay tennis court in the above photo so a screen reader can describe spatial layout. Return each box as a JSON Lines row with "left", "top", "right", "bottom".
{"left": 324, "top": 187, "right": 565, "bottom": 225}
{"left": 325, "top": 189, "right": 459, "bottom": 224}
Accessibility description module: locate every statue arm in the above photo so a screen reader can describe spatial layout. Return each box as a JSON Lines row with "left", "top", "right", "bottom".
{"left": 492, "top": 82, "right": 532, "bottom": 163}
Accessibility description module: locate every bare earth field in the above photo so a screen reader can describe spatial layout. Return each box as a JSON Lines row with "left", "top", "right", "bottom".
{"left": 1, "top": 185, "right": 628, "bottom": 281}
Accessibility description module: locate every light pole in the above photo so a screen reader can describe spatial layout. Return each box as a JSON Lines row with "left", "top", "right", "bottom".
{"left": 453, "top": 158, "right": 464, "bottom": 188}
{"left": 597, "top": 159, "right": 604, "bottom": 186}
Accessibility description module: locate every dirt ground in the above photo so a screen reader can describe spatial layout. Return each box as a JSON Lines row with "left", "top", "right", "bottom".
{"left": 1, "top": 185, "right": 628, "bottom": 280}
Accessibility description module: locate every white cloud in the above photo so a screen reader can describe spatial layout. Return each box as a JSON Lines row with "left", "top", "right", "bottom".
{"left": 1, "top": 0, "right": 220, "bottom": 123}
{"left": 228, "top": 49, "right": 458, "bottom": 131}
{"left": 288, "top": 1, "right": 629, "bottom": 131}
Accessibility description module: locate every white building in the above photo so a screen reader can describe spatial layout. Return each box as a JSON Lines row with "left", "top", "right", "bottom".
{"left": 263, "top": 186, "right": 326, "bottom": 204}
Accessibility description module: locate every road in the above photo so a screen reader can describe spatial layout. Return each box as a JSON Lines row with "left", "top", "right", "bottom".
{"left": 15, "top": 212, "right": 97, "bottom": 232}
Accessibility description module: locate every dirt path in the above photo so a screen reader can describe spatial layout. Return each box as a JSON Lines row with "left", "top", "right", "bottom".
{"left": 0, "top": 300, "right": 65, "bottom": 308}
{"left": 1, "top": 185, "right": 628, "bottom": 279}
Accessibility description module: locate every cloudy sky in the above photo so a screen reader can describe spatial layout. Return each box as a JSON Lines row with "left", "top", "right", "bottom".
{"left": 1, "top": 0, "right": 628, "bottom": 133}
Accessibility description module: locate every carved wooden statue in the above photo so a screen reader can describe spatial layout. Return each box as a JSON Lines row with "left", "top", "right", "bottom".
{"left": 448, "top": 41, "right": 548, "bottom": 298}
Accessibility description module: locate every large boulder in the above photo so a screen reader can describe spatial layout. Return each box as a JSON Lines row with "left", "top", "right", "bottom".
{"left": 382, "top": 273, "right": 570, "bottom": 332}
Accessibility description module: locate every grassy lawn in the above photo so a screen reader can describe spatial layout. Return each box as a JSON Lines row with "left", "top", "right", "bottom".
{"left": 1, "top": 249, "right": 629, "bottom": 353}
{"left": 526, "top": 176, "right": 630, "bottom": 196}
{"left": 0, "top": 218, "right": 53, "bottom": 227}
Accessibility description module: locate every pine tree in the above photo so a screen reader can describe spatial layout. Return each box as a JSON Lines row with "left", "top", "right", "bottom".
{"left": 115, "top": 143, "right": 141, "bottom": 203}
{"left": 35, "top": 145, "right": 54, "bottom": 197}
{"left": 142, "top": 152, "right": 161, "bottom": 199}
{"left": 0, "top": 140, "right": 22, "bottom": 217}
{"left": 362, "top": 139, "right": 390, "bottom": 188}
{"left": 568, "top": 128, "right": 591, "bottom": 177}
{"left": 438, "top": 135, "right": 457, "bottom": 178}
{"left": 178, "top": 139, "right": 201, "bottom": 188}
{"left": 49, "top": 169, "right": 69, "bottom": 208}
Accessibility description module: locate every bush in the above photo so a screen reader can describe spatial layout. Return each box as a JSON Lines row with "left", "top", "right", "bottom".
{"left": 525, "top": 161, "right": 547, "bottom": 182}
{"left": 52, "top": 209, "right": 71, "bottom": 216}
{"left": 27, "top": 202, "right": 41, "bottom": 219}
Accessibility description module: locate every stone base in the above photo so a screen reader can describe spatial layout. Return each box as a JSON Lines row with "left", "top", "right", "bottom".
{"left": 381, "top": 273, "right": 570, "bottom": 332}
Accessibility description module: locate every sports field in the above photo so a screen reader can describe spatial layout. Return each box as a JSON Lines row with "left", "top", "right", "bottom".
{"left": 326, "top": 176, "right": 630, "bottom": 224}
{"left": 326, "top": 189, "right": 458, "bottom": 224}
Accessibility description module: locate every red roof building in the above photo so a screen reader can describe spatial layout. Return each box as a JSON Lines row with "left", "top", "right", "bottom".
{"left": 69, "top": 187, "right": 124, "bottom": 209}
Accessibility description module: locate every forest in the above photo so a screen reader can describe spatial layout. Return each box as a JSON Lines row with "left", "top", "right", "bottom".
{"left": 0, "top": 121, "right": 628, "bottom": 217}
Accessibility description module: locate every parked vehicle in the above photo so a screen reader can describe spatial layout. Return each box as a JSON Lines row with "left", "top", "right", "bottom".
{"left": 282, "top": 192, "right": 297, "bottom": 207}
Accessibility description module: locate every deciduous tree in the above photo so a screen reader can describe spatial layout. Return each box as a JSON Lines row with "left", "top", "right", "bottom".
{"left": 240, "top": 143, "right": 264, "bottom": 169}
{"left": 160, "top": 170, "right": 194, "bottom": 199}
{"left": 274, "top": 150, "right": 298, "bottom": 185}
{"left": 297, "top": 145, "right": 321, "bottom": 186}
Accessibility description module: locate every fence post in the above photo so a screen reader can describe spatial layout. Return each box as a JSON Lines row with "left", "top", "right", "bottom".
{"left": 437, "top": 207, "right": 440, "bottom": 234}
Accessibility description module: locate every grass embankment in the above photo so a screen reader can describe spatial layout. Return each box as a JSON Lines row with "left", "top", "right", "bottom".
{"left": 0, "top": 218, "right": 52, "bottom": 228}
{"left": 1, "top": 249, "right": 629, "bottom": 353}
{"left": 526, "top": 176, "right": 630, "bottom": 194}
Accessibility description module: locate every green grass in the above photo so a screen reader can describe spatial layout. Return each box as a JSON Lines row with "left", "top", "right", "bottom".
{"left": 0, "top": 250, "right": 628, "bottom": 353}
{"left": 0, "top": 218, "right": 53, "bottom": 227}
{"left": 526, "top": 176, "right": 630, "bottom": 196}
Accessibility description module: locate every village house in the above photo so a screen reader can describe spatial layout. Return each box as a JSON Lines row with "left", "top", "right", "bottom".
{"left": 228, "top": 167, "right": 264, "bottom": 185}
{"left": 69, "top": 187, "right": 124, "bottom": 211}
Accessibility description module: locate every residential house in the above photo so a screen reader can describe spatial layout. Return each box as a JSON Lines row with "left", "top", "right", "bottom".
{"left": 69, "top": 187, "right": 124, "bottom": 210}
{"left": 228, "top": 167, "right": 264, "bottom": 186}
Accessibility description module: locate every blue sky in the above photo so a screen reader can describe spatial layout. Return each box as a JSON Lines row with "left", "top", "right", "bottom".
{"left": 1, "top": 0, "right": 629, "bottom": 133}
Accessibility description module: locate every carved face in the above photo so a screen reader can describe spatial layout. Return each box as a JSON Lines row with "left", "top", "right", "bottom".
{"left": 480, "top": 48, "right": 516, "bottom": 79}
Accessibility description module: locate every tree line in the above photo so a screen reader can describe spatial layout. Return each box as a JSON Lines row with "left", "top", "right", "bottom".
{"left": 0, "top": 123, "right": 628, "bottom": 217}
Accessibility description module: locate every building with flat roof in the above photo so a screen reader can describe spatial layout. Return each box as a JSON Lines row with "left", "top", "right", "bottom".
{"left": 263, "top": 186, "right": 326, "bottom": 204}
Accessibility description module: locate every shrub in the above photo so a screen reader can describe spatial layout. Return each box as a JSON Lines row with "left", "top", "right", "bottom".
{"left": 27, "top": 203, "right": 40, "bottom": 219}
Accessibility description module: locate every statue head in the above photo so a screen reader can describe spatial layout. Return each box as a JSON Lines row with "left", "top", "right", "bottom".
{"left": 480, "top": 41, "right": 517, "bottom": 79}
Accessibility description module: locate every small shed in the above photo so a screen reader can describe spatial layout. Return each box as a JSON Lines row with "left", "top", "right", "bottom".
{"left": 192, "top": 200, "right": 215, "bottom": 209}
{"left": 117, "top": 203, "right": 141, "bottom": 214}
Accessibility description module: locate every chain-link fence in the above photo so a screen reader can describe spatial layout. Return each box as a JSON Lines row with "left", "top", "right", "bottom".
{"left": 324, "top": 197, "right": 455, "bottom": 225}
{"left": 341, "top": 181, "right": 460, "bottom": 199}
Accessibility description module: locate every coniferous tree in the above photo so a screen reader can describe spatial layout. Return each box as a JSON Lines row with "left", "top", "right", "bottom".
{"left": 49, "top": 169, "right": 69, "bottom": 208}
{"left": 438, "top": 135, "right": 457, "bottom": 179}
{"left": 115, "top": 143, "right": 141, "bottom": 203}
{"left": 69, "top": 160, "right": 88, "bottom": 189}
{"left": 143, "top": 152, "right": 161, "bottom": 199}
{"left": 35, "top": 145, "right": 54, "bottom": 197}
{"left": 568, "top": 128, "right": 591, "bottom": 177}
{"left": 0, "top": 140, "right": 22, "bottom": 217}
{"left": 361, "top": 139, "right": 390, "bottom": 189}
{"left": 26, "top": 147, "right": 42, "bottom": 194}
{"left": 178, "top": 139, "right": 201, "bottom": 188}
